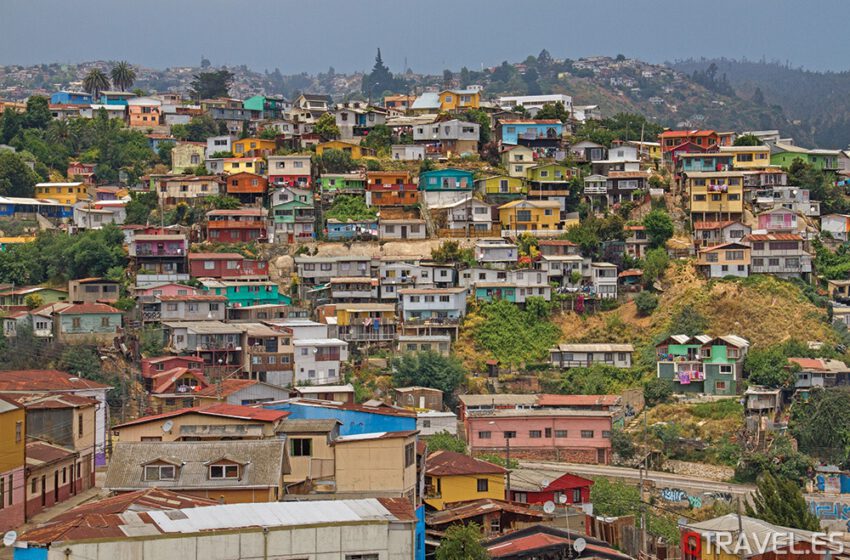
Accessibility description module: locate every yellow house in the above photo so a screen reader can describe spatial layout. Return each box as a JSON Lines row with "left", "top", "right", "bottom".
{"left": 329, "top": 303, "right": 397, "bottom": 342}
{"left": 686, "top": 171, "right": 744, "bottom": 222}
{"left": 499, "top": 199, "right": 562, "bottom": 233}
{"left": 316, "top": 140, "right": 377, "bottom": 160}
{"left": 34, "top": 182, "right": 89, "bottom": 205}
{"left": 477, "top": 175, "right": 525, "bottom": 196}
{"left": 232, "top": 138, "right": 277, "bottom": 157}
{"left": 222, "top": 157, "right": 266, "bottom": 175}
{"left": 333, "top": 431, "right": 418, "bottom": 500}
{"left": 501, "top": 145, "right": 536, "bottom": 178}
{"left": 696, "top": 242, "right": 751, "bottom": 279}
{"left": 719, "top": 145, "right": 772, "bottom": 170}
{"left": 279, "top": 419, "right": 339, "bottom": 487}
{"left": 439, "top": 89, "right": 480, "bottom": 111}
{"left": 171, "top": 142, "right": 207, "bottom": 174}
{"left": 628, "top": 140, "right": 662, "bottom": 161}
{"left": 424, "top": 450, "right": 506, "bottom": 510}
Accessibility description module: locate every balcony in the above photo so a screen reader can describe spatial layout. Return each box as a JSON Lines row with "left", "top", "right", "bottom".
{"left": 207, "top": 220, "right": 267, "bottom": 229}
{"left": 368, "top": 183, "right": 417, "bottom": 192}
{"left": 528, "top": 189, "right": 570, "bottom": 197}
{"left": 339, "top": 326, "right": 397, "bottom": 342}
{"left": 403, "top": 316, "right": 461, "bottom": 327}
{"left": 196, "top": 341, "right": 241, "bottom": 351}
{"left": 584, "top": 185, "right": 607, "bottom": 195}
{"left": 132, "top": 246, "right": 187, "bottom": 257}
{"left": 315, "top": 351, "right": 341, "bottom": 362}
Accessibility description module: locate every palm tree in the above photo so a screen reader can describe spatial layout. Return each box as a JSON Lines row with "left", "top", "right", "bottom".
{"left": 82, "top": 68, "right": 110, "bottom": 100}
{"left": 110, "top": 61, "right": 137, "bottom": 92}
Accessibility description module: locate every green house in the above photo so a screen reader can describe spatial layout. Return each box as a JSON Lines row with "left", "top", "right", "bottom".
{"left": 201, "top": 280, "right": 292, "bottom": 307}
{"left": 0, "top": 286, "right": 68, "bottom": 307}
{"left": 474, "top": 284, "right": 517, "bottom": 303}
{"left": 526, "top": 163, "right": 571, "bottom": 183}
{"left": 419, "top": 169, "right": 474, "bottom": 192}
{"left": 655, "top": 334, "right": 749, "bottom": 395}
{"left": 319, "top": 173, "right": 366, "bottom": 194}
{"left": 770, "top": 144, "right": 840, "bottom": 171}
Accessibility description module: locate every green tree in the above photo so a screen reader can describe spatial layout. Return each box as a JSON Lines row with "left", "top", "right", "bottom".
{"left": 634, "top": 291, "right": 658, "bottom": 316}
{"left": 124, "top": 191, "right": 159, "bottom": 225}
{"left": 644, "top": 378, "right": 673, "bottom": 406}
{"left": 140, "top": 325, "right": 165, "bottom": 357}
{"left": 734, "top": 134, "right": 762, "bottom": 146}
{"left": 611, "top": 427, "right": 636, "bottom": 460}
{"left": 591, "top": 478, "right": 641, "bottom": 516}
{"left": 24, "top": 96, "right": 52, "bottom": 130}
{"left": 189, "top": 69, "right": 234, "bottom": 100}
{"left": 157, "top": 141, "right": 176, "bottom": 166}
{"left": 436, "top": 523, "right": 488, "bottom": 560}
{"left": 361, "top": 48, "right": 401, "bottom": 101}
{"left": 179, "top": 114, "right": 220, "bottom": 142}
{"left": 535, "top": 102, "right": 570, "bottom": 122}
{"left": 391, "top": 351, "right": 466, "bottom": 402}
{"left": 82, "top": 68, "right": 111, "bottom": 99}
{"left": 426, "top": 431, "right": 467, "bottom": 454}
{"left": 110, "top": 61, "right": 137, "bottom": 91}
{"left": 669, "top": 306, "right": 708, "bottom": 336}
{"left": 790, "top": 388, "right": 850, "bottom": 466}
{"left": 315, "top": 149, "right": 356, "bottom": 173}
{"left": 325, "top": 195, "right": 377, "bottom": 222}
{"left": 744, "top": 346, "right": 798, "bottom": 388}
{"left": 0, "top": 107, "right": 23, "bottom": 144}
{"left": 641, "top": 247, "right": 669, "bottom": 286}
{"left": 472, "top": 299, "right": 561, "bottom": 366}
{"left": 361, "top": 124, "right": 392, "bottom": 152}
{"left": 0, "top": 151, "right": 39, "bottom": 197}
{"left": 642, "top": 209, "right": 674, "bottom": 249}
{"left": 557, "top": 363, "right": 643, "bottom": 395}
{"left": 24, "top": 293, "right": 44, "bottom": 309}
{"left": 58, "top": 345, "right": 103, "bottom": 382}
{"left": 314, "top": 113, "right": 340, "bottom": 141}
{"left": 745, "top": 473, "right": 820, "bottom": 530}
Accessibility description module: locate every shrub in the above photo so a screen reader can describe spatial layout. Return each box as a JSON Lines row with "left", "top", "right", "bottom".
{"left": 634, "top": 291, "right": 658, "bottom": 316}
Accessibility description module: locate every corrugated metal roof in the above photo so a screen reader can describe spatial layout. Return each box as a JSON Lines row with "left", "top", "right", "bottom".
{"left": 553, "top": 343, "right": 634, "bottom": 352}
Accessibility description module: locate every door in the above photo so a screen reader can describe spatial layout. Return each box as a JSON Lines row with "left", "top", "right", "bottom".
{"left": 54, "top": 470, "right": 59, "bottom": 502}
{"left": 41, "top": 476, "right": 46, "bottom": 507}
{"left": 401, "top": 226, "right": 408, "bottom": 239}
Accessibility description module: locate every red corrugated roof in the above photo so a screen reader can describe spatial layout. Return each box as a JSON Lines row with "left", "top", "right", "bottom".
{"left": 113, "top": 402, "right": 288, "bottom": 429}
{"left": 536, "top": 394, "right": 620, "bottom": 407}
{"left": 426, "top": 450, "right": 506, "bottom": 476}
{"left": 659, "top": 129, "right": 717, "bottom": 138}
{"left": 55, "top": 303, "right": 122, "bottom": 315}
{"left": 788, "top": 357, "right": 826, "bottom": 371}
{"left": 27, "top": 441, "right": 76, "bottom": 463}
{"left": 194, "top": 378, "right": 259, "bottom": 397}
{"left": 0, "top": 370, "right": 109, "bottom": 392}
{"left": 743, "top": 233, "right": 803, "bottom": 241}
{"left": 51, "top": 489, "right": 217, "bottom": 523}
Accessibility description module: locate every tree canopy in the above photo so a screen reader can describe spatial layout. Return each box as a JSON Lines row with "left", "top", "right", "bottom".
{"left": 189, "top": 69, "right": 234, "bottom": 99}
{"left": 745, "top": 473, "right": 821, "bottom": 530}
{"left": 361, "top": 49, "right": 405, "bottom": 101}
{"left": 110, "top": 61, "right": 137, "bottom": 92}
{"left": 642, "top": 210, "right": 674, "bottom": 249}
{"left": 391, "top": 351, "right": 466, "bottom": 401}
{"left": 436, "top": 523, "right": 488, "bottom": 560}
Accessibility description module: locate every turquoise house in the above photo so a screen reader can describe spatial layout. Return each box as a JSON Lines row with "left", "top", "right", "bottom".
{"left": 326, "top": 218, "right": 378, "bottom": 241}
{"left": 474, "top": 284, "right": 517, "bottom": 303}
{"left": 655, "top": 334, "right": 749, "bottom": 395}
{"left": 54, "top": 303, "right": 123, "bottom": 344}
{"left": 201, "top": 280, "right": 292, "bottom": 307}
{"left": 419, "top": 169, "right": 474, "bottom": 192}
{"left": 679, "top": 153, "right": 734, "bottom": 173}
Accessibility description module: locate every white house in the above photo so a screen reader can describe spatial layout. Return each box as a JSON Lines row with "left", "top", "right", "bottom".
{"left": 474, "top": 239, "right": 518, "bottom": 269}
{"left": 417, "top": 410, "right": 458, "bottom": 436}
{"left": 499, "top": 94, "right": 572, "bottom": 112}
{"left": 391, "top": 144, "right": 426, "bottom": 161}
{"left": 379, "top": 218, "right": 427, "bottom": 240}
{"left": 292, "top": 338, "right": 349, "bottom": 385}
{"left": 591, "top": 262, "right": 618, "bottom": 299}
{"left": 822, "top": 214, "right": 850, "bottom": 242}
{"left": 399, "top": 288, "right": 467, "bottom": 322}
{"left": 549, "top": 343, "right": 634, "bottom": 369}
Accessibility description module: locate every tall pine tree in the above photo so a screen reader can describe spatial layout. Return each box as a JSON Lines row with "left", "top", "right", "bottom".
{"left": 362, "top": 49, "right": 397, "bottom": 101}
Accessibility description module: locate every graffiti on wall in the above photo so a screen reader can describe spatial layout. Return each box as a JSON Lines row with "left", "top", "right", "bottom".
{"left": 807, "top": 498, "right": 850, "bottom": 532}
{"left": 659, "top": 487, "right": 703, "bottom": 509}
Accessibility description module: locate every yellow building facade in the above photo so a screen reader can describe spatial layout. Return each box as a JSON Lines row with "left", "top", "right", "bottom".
{"left": 478, "top": 175, "right": 525, "bottom": 196}
{"left": 499, "top": 199, "right": 562, "bottom": 232}
{"left": 316, "top": 141, "right": 376, "bottom": 160}
{"left": 34, "top": 182, "right": 89, "bottom": 205}
{"left": 686, "top": 171, "right": 744, "bottom": 222}
{"left": 438, "top": 90, "right": 480, "bottom": 111}
{"left": 719, "top": 146, "right": 772, "bottom": 170}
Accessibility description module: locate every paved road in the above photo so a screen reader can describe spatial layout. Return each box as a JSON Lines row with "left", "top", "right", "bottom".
{"left": 518, "top": 460, "right": 754, "bottom": 496}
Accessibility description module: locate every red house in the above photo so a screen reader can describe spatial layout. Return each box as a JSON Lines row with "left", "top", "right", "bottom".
{"left": 141, "top": 355, "right": 204, "bottom": 380}
{"left": 659, "top": 130, "right": 719, "bottom": 154}
{"left": 188, "top": 252, "right": 269, "bottom": 279}
{"left": 206, "top": 208, "right": 268, "bottom": 243}
{"left": 225, "top": 172, "right": 268, "bottom": 205}
{"left": 509, "top": 471, "right": 594, "bottom": 505}
{"left": 67, "top": 161, "right": 96, "bottom": 186}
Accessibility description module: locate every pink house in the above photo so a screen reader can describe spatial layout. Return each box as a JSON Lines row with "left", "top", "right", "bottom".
{"left": 757, "top": 207, "right": 797, "bottom": 232}
{"left": 466, "top": 410, "right": 613, "bottom": 464}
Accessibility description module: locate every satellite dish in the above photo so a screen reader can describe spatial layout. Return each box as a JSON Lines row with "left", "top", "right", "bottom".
{"left": 543, "top": 501, "right": 556, "bottom": 515}
{"left": 3, "top": 531, "right": 17, "bottom": 547}
{"left": 557, "top": 494, "right": 568, "bottom": 504}
{"left": 162, "top": 420, "right": 174, "bottom": 433}
{"left": 573, "top": 538, "right": 587, "bottom": 553}
{"left": 539, "top": 479, "right": 550, "bottom": 489}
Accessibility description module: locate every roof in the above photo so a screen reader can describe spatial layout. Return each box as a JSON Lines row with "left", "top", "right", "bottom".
{"left": 742, "top": 233, "right": 803, "bottom": 242}
{"left": 276, "top": 418, "right": 341, "bottom": 433}
{"left": 467, "top": 409, "right": 614, "bottom": 419}
{"left": 659, "top": 129, "right": 717, "bottom": 138}
{"left": 429, "top": 499, "right": 544, "bottom": 526}
{"left": 10, "top": 393, "right": 99, "bottom": 410}
{"left": 334, "top": 430, "right": 418, "bottom": 443}
{"left": 104, "top": 440, "right": 288, "bottom": 491}
{"left": 27, "top": 441, "right": 77, "bottom": 466}
{"left": 684, "top": 514, "right": 838, "bottom": 554}
{"left": 293, "top": 384, "right": 355, "bottom": 394}
{"left": 51, "top": 488, "right": 218, "bottom": 523}
{"left": 207, "top": 208, "right": 267, "bottom": 217}
{"left": 426, "top": 450, "right": 506, "bottom": 476}
{"left": 788, "top": 357, "right": 827, "bottom": 371}
{"left": 458, "top": 394, "right": 538, "bottom": 407}
{"left": 499, "top": 199, "right": 561, "bottom": 210}
{"left": 158, "top": 294, "right": 228, "bottom": 302}
{"left": 508, "top": 468, "right": 594, "bottom": 492}
{"left": 487, "top": 525, "right": 631, "bottom": 560}
{"left": 0, "top": 370, "right": 109, "bottom": 392}
{"left": 398, "top": 287, "right": 466, "bottom": 295}
{"left": 538, "top": 240, "right": 577, "bottom": 246}
{"left": 285, "top": 398, "right": 417, "bottom": 418}
{"left": 535, "top": 394, "right": 621, "bottom": 407}
{"left": 113, "top": 403, "right": 288, "bottom": 429}
{"left": 552, "top": 343, "right": 634, "bottom": 352}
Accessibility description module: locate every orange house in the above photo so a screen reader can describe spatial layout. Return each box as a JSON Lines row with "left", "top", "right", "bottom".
{"left": 366, "top": 170, "right": 419, "bottom": 207}
{"left": 659, "top": 130, "right": 719, "bottom": 153}
{"left": 127, "top": 98, "right": 162, "bottom": 128}
{"left": 225, "top": 172, "right": 268, "bottom": 204}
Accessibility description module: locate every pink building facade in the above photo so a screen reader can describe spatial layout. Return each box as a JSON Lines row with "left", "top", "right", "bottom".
{"left": 466, "top": 411, "right": 613, "bottom": 464}
{"left": 0, "top": 465, "right": 25, "bottom": 531}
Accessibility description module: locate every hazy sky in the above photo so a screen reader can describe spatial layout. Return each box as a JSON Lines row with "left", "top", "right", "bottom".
{"left": 4, "top": 0, "right": 849, "bottom": 74}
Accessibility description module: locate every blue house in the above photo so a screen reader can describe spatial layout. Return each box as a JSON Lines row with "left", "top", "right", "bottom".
{"left": 326, "top": 218, "right": 378, "bottom": 241}
{"left": 50, "top": 91, "right": 93, "bottom": 105}
{"left": 266, "top": 400, "right": 416, "bottom": 436}
{"left": 498, "top": 119, "right": 564, "bottom": 147}
{"left": 419, "top": 169, "right": 474, "bottom": 192}
{"left": 679, "top": 153, "right": 735, "bottom": 173}
{"left": 0, "top": 197, "right": 73, "bottom": 219}
{"left": 99, "top": 91, "right": 137, "bottom": 106}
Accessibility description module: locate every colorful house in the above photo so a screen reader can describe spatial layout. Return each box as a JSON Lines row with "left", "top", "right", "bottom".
{"left": 232, "top": 138, "right": 276, "bottom": 157}
{"left": 719, "top": 145, "right": 771, "bottom": 170}
{"left": 438, "top": 89, "right": 480, "bottom": 111}
{"left": 67, "top": 161, "right": 96, "bottom": 185}
{"left": 497, "top": 120, "right": 563, "bottom": 147}
{"left": 659, "top": 130, "right": 719, "bottom": 154}
{"left": 188, "top": 253, "right": 268, "bottom": 279}
{"left": 271, "top": 198, "right": 317, "bottom": 243}
{"left": 500, "top": 145, "right": 537, "bottom": 178}
{"left": 34, "top": 182, "right": 89, "bottom": 205}
{"left": 267, "top": 155, "right": 312, "bottom": 188}
{"left": 770, "top": 143, "right": 841, "bottom": 171}
{"left": 129, "top": 234, "right": 189, "bottom": 277}
{"left": 696, "top": 242, "right": 751, "bottom": 279}
{"left": 318, "top": 173, "right": 366, "bottom": 195}
{"left": 656, "top": 334, "right": 749, "bottom": 395}
{"left": 53, "top": 303, "right": 123, "bottom": 344}
{"left": 50, "top": 91, "right": 92, "bottom": 105}
{"left": 127, "top": 97, "right": 162, "bottom": 128}
{"left": 206, "top": 208, "right": 268, "bottom": 243}
{"left": 424, "top": 450, "right": 506, "bottom": 510}
{"left": 315, "top": 140, "right": 376, "bottom": 159}
{"left": 224, "top": 172, "right": 268, "bottom": 204}
{"left": 508, "top": 470, "right": 593, "bottom": 505}
{"left": 326, "top": 218, "right": 378, "bottom": 241}
{"left": 366, "top": 171, "right": 418, "bottom": 206}
{"left": 678, "top": 152, "right": 734, "bottom": 173}
{"left": 200, "top": 279, "right": 291, "bottom": 307}
{"left": 221, "top": 157, "right": 266, "bottom": 176}
{"left": 0, "top": 397, "right": 25, "bottom": 532}
{"left": 477, "top": 175, "right": 525, "bottom": 197}
{"left": 419, "top": 169, "right": 474, "bottom": 192}
{"left": 499, "top": 199, "right": 561, "bottom": 234}
{"left": 685, "top": 171, "right": 744, "bottom": 222}
{"left": 170, "top": 142, "right": 206, "bottom": 174}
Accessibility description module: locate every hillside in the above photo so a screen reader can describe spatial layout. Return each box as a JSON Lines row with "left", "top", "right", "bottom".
{"left": 670, "top": 58, "right": 850, "bottom": 147}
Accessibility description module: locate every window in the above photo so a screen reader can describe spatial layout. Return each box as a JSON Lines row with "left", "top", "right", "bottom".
{"left": 602, "top": 430, "right": 612, "bottom": 439}
{"left": 573, "top": 489, "right": 582, "bottom": 503}
{"left": 529, "top": 430, "right": 542, "bottom": 438}
{"left": 719, "top": 364, "right": 733, "bottom": 374}
{"left": 15, "top": 421, "right": 21, "bottom": 443}
{"left": 31, "top": 478, "right": 37, "bottom": 494}
{"left": 545, "top": 428, "right": 552, "bottom": 438}
{"left": 209, "top": 464, "right": 240, "bottom": 479}
{"left": 72, "top": 317, "right": 81, "bottom": 329}
{"left": 716, "top": 381, "right": 727, "bottom": 391}
{"left": 404, "top": 442, "right": 415, "bottom": 467}
{"left": 439, "top": 295, "right": 450, "bottom": 302}
{"left": 580, "top": 430, "right": 594, "bottom": 438}
{"left": 514, "top": 492, "right": 528, "bottom": 503}
{"left": 78, "top": 413, "right": 84, "bottom": 437}
{"left": 477, "top": 479, "right": 489, "bottom": 492}
{"left": 503, "top": 431, "right": 516, "bottom": 439}
{"left": 346, "top": 555, "right": 379, "bottom": 560}
{"left": 478, "top": 431, "right": 492, "bottom": 439}
{"left": 291, "top": 438, "right": 312, "bottom": 457}
{"left": 694, "top": 194, "right": 706, "bottom": 201}
{"left": 726, "top": 250, "right": 744, "bottom": 261}
{"left": 144, "top": 464, "right": 176, "bottom": 481}
{"left": 768, "top": 258, "right": 780, "bottom": 267}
